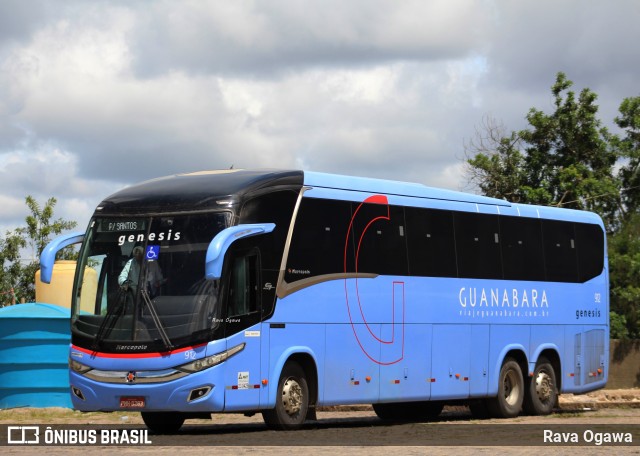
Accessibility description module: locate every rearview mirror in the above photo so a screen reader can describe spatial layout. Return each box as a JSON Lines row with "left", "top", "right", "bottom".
{"left": 205, "top": 223, "right": 275, "bottom": 280}
{"left": 40, "top": 232, "right": 85, "bottom": 283}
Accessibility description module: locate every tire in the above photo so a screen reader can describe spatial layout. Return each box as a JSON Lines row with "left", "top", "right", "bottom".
{"left": 487, "top": 358, "right": 524, "bottom": 418}
{"left": 372, "top": 403, "right": 399, "bottom": 421}
{"left": 373, "top": 401, "right": 443, "bottom": 422}
{"left": 523, "top": 357, "right": 557, "bottom": 415}
{"left": 141, "top": 412, "right": 185, "bottom": 434}
{"left": 262, "top": 361, "right": 309, "bottom": 430}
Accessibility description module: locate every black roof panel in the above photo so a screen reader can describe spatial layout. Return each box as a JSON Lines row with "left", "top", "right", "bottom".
{"left": 96, "top": 169, "right": 303, "bottom": 214}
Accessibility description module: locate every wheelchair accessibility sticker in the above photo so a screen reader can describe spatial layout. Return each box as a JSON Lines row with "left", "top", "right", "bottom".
{"left": 145, "top": 245, "right": 160, "bottom": 261}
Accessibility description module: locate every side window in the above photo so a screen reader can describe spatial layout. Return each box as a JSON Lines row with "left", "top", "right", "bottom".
{"left": 454, "top": 212, "right": 502, "bottom": 279}
{"left": 227, "top": 252, "right": 259, "bottom": 318}
{"left": 240, "top": 190, "right": 299, "bottom": 271}
{"left": 500, "top": 216, "right": 545, "bottom": 281}
{"left": 542, "top": 220, "right": 578, "bottom": 282}
{"left": 225, "top": 249, "right": 262, "bottom": 336}
{"left": 285, "top": 198, "right": 353, "bottom": 282}
{"left": 405, "top": 208, "right": 457, "bottom": 277}
{"left": 575, "top": 222, "right": 605, "bottom": 282}
{"left": 350, "top": 203, "right": 408, "bottom": 276}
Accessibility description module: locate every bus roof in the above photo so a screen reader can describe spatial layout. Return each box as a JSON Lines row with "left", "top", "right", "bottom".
{"left": 94, "top": 168, "right": 603, "bottom": 226}
{"left": 96, "top": 169, "right": 303, "bottom": 214}
{"left": 304, "top": 171, "right": 510, "bottom": 207}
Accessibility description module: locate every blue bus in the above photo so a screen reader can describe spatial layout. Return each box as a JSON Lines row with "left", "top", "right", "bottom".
{"left": 40, "top": 169, "right": 608, "bottom": 432}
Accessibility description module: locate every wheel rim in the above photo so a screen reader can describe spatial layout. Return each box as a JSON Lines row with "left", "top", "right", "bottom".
{"left": 535, "top": 370, "right": 553, "bottom": 403}
{"left": 281, "top": 376, "right": 303, "bottom": 416}
{"left": 503, "top": 369, "right": 521, "bottom": 406}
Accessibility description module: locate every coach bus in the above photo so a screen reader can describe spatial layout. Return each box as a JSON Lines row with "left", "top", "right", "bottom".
{"left": 40, "top": 169, "right": 608, "bottom": 433}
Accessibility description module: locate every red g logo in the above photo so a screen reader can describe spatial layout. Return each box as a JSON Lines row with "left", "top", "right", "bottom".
{"left": 344, "top": 195, "right": 405, "bottom": 365}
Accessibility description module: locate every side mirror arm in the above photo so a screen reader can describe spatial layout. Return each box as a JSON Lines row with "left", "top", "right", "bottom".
{"left": 205, "top": 223, "right": 275, "bottom": 280}
{"left": 40, "top": 232, "right": 85, "bottom": 283}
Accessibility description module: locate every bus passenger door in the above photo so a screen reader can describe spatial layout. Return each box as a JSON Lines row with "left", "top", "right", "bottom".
{"left": 222, "top": 248, "right": 263, "bottom": 411}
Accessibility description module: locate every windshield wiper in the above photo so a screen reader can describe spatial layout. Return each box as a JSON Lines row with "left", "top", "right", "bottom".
{"left": 93, "top": 288, "right": 129, "bottom": 349}
{"left": 140, "top": 288, "right": 173, "bottom": 351}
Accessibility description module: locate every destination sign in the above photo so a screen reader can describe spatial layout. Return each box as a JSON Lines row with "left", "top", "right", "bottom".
{"left": 98, "top": 220, "right": 147, "bottom": 232}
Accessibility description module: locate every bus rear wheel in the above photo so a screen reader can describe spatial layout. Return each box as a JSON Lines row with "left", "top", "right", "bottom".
{"left": 141, "top": 412, "right": 185, "bottom": 434}
{"left": 523, "top": 357, "right": 557, "bottom": 415}
{"left": 262, "top": 361, "right": 309, "bottom": 430}
{"left": 487, "top": 357, "right": 524, "bottom": 418}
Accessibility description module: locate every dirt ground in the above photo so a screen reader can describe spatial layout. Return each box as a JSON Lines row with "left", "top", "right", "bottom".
{"left": 2, "top": 390, "right": 639, "bottom": 455}
{"left": 558, "top": 388, "right": 640, "bottom": 408}
{"left": 0, "top": 388, "right": 639, "bottom": 425}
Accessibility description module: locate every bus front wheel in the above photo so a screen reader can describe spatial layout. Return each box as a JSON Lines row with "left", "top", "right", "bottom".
{"left": 262, "top": 361, "right": 309, "bottom": 430}
{"left": 488, "top": 357, "right": 524, "bottom": 418}
{"left": 141, "top": 412, "right": 185, "bottom": 434}
{"left": 523, "top": 357, "right": 557, "bottom": 415}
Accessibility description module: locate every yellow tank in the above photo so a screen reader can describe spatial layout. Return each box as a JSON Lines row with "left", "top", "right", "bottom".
{"left": 35, "top": 261, "right": 97, "bottom": 313}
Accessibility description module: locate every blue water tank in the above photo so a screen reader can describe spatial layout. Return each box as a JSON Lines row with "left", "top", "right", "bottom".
{"left": 0, "top": 303, "right": 71, "bottom": 409}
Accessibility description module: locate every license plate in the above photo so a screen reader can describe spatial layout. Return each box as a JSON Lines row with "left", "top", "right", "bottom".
{"left": 120, "top": 397, "right": 145, "bottom": 408}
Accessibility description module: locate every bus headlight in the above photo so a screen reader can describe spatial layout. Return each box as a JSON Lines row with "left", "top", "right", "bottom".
{"left": 176, "top": 343, "right": 245, "bottom": 373}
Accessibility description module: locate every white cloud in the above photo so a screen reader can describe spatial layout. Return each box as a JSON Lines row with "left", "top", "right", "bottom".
{"left": 0, "top": 0, "right": 639, "bottom": 236}
{"left": 129, "top": 0, "right": 490, "bottom": 76}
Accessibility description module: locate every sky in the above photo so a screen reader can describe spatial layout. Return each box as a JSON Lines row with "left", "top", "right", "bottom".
{"left": 0, "top": 0, "right": 639, "bottom": 239}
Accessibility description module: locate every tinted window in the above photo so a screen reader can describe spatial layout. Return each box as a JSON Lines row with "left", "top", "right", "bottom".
{"left": 350, "top": 202, "right": 408, "bottom": 276}
{"left": 285, "top": 198, "right": 353, "bottom": 282}
{"left": 500, "top": 216, "right": 545, "bottom": 281}
{"left": 72, "top": 213, "right": 229, "bottom": 352}
{"left": 240, "top": 190, "right": 298, "bottom": 270}
{"left": 542, "top": 220, "right": 578, "bottom": 282}
{"left": 285, "top": 198, "right": 604, "bottom": 286}
{"left": 227, "top": 252, "right": 260, "bottom": 318}
{"left": 225, "top": 248, "right": 262, "bottom": 336}
{"left": 405, "top": 208, "right": 457, "bottom": 277}
{"left": 575, "top": 223, "right": 605, "bottom": 282}
{"left": 454, "top": 212, "right": 502, "bottom": 279}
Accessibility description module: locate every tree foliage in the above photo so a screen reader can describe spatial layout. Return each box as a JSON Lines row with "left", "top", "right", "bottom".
{"left": 607, "top": 213, "right": 640, "bottom": 338}
{"left": 0, "top": 196, "right": 77, "bottom": 304}
{"left": 615, "top": 96, "right": 640, "bottom": 215}
{"left": 0, "top": 230, "right": 26, "bottom": 305}
{"left": 465, "top": 72, "right": 640, "bottom": 339}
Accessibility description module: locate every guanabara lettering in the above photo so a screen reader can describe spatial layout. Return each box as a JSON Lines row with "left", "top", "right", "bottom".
{"left": 459, "top": 287, "right": 549, "bottom": 308}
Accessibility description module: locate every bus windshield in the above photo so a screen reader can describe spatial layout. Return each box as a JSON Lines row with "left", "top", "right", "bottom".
{"left": 72, "top": 212, "right": 232, "bottom": 352}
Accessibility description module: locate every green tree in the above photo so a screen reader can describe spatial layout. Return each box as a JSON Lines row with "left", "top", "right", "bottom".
{"left": 0, "top": 230, "right": 26, "bottom": 305}
{"left": 0, "top": 196, "right": 78, "bottom": 304}
{"left": 20, "top": 196, "right": 77, "bottom": 262}
{"left": 608, "top": 96, "right": 640, "bottom": 338}
{"left": 615, "top": 96, "right": 640, "bottom": 215}
{"left": 466, "top": 72, "right": 621, "bottom": 229}
{"left": 608, "top": 213, "right": 640, "bottom": 339}
{"left": 466, "top": 73, "right": 640, "bottom": 339}
{"left": 464, "top": 116, "right": 527, "bottom": 201}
